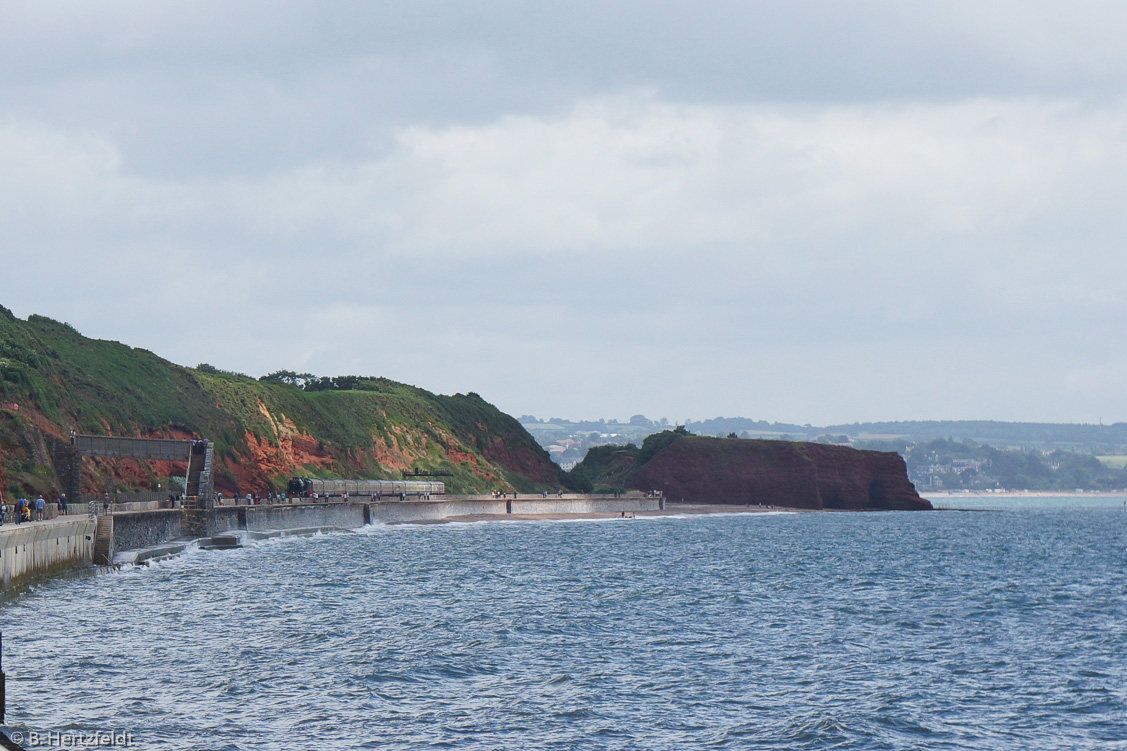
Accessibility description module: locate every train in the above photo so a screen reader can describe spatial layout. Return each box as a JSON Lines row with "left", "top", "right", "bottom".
{"left": 287, "top": 477, "right": 445, "bottom": 498}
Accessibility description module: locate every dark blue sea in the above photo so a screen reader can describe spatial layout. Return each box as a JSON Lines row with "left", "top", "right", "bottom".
{"left": 3, "top": 500, "right": 1127, "bottom": 750}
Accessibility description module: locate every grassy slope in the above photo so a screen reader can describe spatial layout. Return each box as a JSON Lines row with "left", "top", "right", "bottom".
{"left": 566, "top": 429, "right": 693, "bottom": 492}
{"left": 566, "top": 444, "right": 643, "bottom": 493}
{"left": 0, "top": 306, "right": 562, "bottom": 497}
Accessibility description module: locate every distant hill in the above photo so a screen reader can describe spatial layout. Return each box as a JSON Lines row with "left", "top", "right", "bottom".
{"left": 685, "top": 417, "right": 1127, "bottom": 448}
{"left": 523, "top": 414, "right": 1127, "bottom": 458}
{"left": 0, "top": 306, "right": 563, "bottom": 499}
{"left": 821, "top": 420, "right": 1127, "bottom": 448}
{"left": 525, "top": 414, "right": 1127, "bottom": 491}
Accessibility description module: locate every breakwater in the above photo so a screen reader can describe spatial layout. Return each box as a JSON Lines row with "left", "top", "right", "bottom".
{"left": 0, "top": 495, "right": 662, "bottom": 589}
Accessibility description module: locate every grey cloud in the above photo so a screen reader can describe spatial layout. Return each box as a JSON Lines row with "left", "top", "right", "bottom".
{"left": 5, "top": 1, "right": 1127, "bottom": 181}
{"left": 3, "top": 3, "right": 1127, "bottom": 424}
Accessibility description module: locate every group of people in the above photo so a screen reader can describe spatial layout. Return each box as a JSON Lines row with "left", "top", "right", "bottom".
{"left": 493, "top": 489, "right": 567, "bottom": 499}
{"left": 214, "top": 492, "right": 290, "bottom": 506}
{"left": 0, "top": 492, "right": 68, "bottom": 525}
{"left": 244, "top": 492, "right": 288, "bottom": 505}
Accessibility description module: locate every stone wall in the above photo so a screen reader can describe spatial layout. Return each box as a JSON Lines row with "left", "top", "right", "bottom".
{"left": 110, "top": 510, "right": 184, "bottom": 554}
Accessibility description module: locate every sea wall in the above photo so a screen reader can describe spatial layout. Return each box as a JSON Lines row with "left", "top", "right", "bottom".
{"left": 510, "top": 497, "right": 662, "bottom": 515}
{"left": 369, "top": 499, "right": 508, "bottom": 522}
{"left": 108, "top": 497, "right": 663, "bottom": 549}
{"left": 243, "top": 503, "right": 366, "bottom": 531}
{"left": 111, "top": 510, "right": 184, "bottom": 554}
{"left": 152, "top": 496, "right": 660, "bottom": 540}
{"left": 1, "top": 496, "right": 664, "bottom": 588}
{"left": 0, "top": 517, "right": 97, "bottom": 589}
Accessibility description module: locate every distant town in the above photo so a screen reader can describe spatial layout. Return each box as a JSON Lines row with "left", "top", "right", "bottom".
{"left": 520, "top": 416, "right": 1127, "bottom": 492}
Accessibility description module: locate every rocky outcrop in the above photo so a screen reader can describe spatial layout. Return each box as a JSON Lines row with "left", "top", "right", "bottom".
{"left": 584, "top": 434, "right": 931, "bottom": 510}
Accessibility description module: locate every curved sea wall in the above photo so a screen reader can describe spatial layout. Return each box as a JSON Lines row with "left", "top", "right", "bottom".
{"left": 0, "top": 517, "right": 97, "bottom": 589}
{"left": 104, "top": 496, "right": 662, "bottom": 562}
{"left": 626, "top": 437, "right": 931, "bottom": 510}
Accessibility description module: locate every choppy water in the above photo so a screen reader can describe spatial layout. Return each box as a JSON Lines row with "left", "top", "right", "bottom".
{"left": 3, "top": 503, "right": 1127, "bottom": 750}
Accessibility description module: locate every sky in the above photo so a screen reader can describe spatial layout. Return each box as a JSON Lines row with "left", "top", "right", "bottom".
{"left": 2, "top": 1, "right": 1127, "bottom": 426}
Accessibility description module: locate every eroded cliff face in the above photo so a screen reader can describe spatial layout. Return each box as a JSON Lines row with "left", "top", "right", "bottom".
{"left": 609, "top": 436, "right": 931, "bottom": 510}
{"left": 213, "top": 422, "right": 529, "bottom": 495}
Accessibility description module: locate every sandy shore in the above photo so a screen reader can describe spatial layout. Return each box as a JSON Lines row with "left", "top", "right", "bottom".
{"left": 394, "top": 503, "right": 804, "bottom": 525}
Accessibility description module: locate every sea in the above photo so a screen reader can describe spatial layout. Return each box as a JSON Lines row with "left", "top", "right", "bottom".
{"left": 2, "top": 497, "right": 1126, "bottom": 750}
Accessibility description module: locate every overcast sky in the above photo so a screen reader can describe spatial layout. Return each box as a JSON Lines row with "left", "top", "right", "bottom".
{"left": 3, "top": 1, "right": 1127, "bottom": 425}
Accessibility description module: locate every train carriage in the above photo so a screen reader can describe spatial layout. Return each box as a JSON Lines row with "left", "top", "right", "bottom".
{"left": 287, "top": 477, "right": 444, "bottom": 498}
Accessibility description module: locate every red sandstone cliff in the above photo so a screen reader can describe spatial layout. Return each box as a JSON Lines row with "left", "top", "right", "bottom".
{"left": 618, "top": 436, "right": 931, "bottom": 510}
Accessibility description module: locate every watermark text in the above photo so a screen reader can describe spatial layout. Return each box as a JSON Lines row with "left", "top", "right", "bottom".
{"left": 8, "top": 729, "right": 137, "bottom": 748}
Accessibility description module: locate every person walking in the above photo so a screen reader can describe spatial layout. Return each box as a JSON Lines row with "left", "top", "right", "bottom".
{"left": 58, "top": 493, "right": 68, "bottom": 515}
{"left": 35, "top": 495, "right": 45, "bottom": 521}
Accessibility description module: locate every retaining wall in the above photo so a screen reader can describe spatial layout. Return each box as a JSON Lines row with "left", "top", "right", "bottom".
{"left": 110, "top": 510, "right": 184, "bottom": 555}
{"left": 0, "top": 518, "right": 97, "bottom": 589}
{"left": 212, "top": 507, "right": 243, "bottom": 535}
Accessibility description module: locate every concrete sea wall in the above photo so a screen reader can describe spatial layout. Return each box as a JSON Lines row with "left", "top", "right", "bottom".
{"left": 369, "top": 498, "right": 509, "bottom": 522}
{"left": 0, "top": 517, "right": 97, "bottom": 589}
{"left": 510, "top": 497, "right": 662, "bottom": 515}
{"left": 242, "top": 503, "right": 366, "bottom": 531}
{"left": 126, "top": 496, "right": 662, "bottom": 549}
{"left": 1, "top": 496, "right": 663, "bottom": 589}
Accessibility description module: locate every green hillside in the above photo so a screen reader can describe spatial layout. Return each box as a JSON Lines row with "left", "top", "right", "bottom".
{"left": 0, "top": 305, "right": 563, "bottom": 499}
{"left": 566, "top": 428, "right": 685, "bottom": 493}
